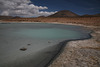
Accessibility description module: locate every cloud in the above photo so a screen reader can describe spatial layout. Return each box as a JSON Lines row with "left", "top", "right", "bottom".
{"left": 0, "top": 0, "right": 56, "bottom": 17}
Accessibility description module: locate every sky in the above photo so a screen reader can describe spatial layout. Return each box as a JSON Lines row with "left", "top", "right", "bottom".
{"left": 0, "top": 0, "right": 100, "bottom": 17}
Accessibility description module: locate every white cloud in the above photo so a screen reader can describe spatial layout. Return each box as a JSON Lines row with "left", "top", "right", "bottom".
{"left": 0, "top": 0, "right": 56, "bottom": 17}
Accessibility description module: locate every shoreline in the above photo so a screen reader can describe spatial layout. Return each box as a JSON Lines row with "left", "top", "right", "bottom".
{"left": 0, "top": 22, "right": 100, "bottom": 67}
{"left": 46, "top": 34, "right": 92, "bottom": 67}
{"left": 48, "top": 23, "right": 100, "bottom": 67}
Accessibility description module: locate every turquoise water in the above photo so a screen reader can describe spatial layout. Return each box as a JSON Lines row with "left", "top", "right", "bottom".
{"left": 0, "top": 23, "right": 91, "bottom": 67}
{"left": 14, "top": 28, "right": 81, "bottom": 39}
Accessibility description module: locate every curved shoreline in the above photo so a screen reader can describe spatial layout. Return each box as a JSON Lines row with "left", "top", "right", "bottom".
{"left": 49, "top": 24, "right": 100, "bottom": 67}
{"left": 0, "top": 22, "right": 99, "bottom": 67}
{"left": 45, "top": 32, "right": 92, "bottom": 67}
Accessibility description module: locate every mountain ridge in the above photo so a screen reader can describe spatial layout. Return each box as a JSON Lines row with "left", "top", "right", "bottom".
{"left": 48, "top": 10, "right": 79, "bottom": 17}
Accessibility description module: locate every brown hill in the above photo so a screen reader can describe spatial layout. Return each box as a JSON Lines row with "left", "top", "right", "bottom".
{"left": 82, "top": 14, "right": 94, "bottom": 17}
{"left": 48, "top": 10, "right": 79, "bottom": 17}
{"left": 0, "top": 16, "right": 13, "bottom": 20}
{"left": 94, "top": 13, "right": 100, "bottom": 16}
{"left": 82, "top": 13, "right": 100, "bottom": 17}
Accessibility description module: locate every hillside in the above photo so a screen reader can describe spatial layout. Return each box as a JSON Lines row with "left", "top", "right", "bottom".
{"left": 48, "top": 10, "right": 79, "bottom": 17}
{"left": 0, "top": 16, "right": 13, "bottom": 20}
{"left": 82, "top": 13, "right": 100, "bottom": 17}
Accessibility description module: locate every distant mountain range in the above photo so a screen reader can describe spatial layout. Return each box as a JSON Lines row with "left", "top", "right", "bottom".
{"left": 48, "top": 10, "right": 79, "bottom": 17}
{"left": 0, "top": 16, "right": 20, "bottom": 20}
{"left": 48, "top": 10, "right": 100, "bottom": 17}
{"left": 82, "top": 13, "right": 100, "bottom": 17}
{"left": 0, "top": 16, "right": 13, "bottom": 20}
{"left": 0, "top": 10, "right": 100, "bottom": 20}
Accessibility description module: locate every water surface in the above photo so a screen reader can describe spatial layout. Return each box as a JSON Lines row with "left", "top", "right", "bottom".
{"left": 0, "top": 23, "right": 91, "bottom": 67}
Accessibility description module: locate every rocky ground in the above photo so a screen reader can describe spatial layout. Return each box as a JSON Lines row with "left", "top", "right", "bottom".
{"left": 49, "top": 25, "right": 100, "bottom": 67}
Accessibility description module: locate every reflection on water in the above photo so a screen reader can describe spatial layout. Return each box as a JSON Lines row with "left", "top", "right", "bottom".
{"left": 0, "top": 23, "right": 91, "bottom": 67}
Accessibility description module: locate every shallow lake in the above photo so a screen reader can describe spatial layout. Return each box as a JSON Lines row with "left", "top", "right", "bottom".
{"left": 0, "top": 23, "right": 91, "bottom": 67}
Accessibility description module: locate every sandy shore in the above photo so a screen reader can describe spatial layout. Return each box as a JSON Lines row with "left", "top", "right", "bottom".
{"left": 49, "top": 24, "right": 100, "bottom": 67}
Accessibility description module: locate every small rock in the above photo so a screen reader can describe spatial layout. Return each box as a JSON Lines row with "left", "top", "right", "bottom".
{"left": 20, "top": 47, "right": 27, "bottom": 51}
{"left": 48, "top": 41, "right": 51, "bottom": 43}
{"left": 27, "top": 44, "right": 31, "bottom": 45}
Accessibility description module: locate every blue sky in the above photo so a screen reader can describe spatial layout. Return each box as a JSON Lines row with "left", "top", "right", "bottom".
{"left": 32, "top": 0, "right": 100, "bottom": 15}
{"left": 0, "top": 0, "right": 100, "bottom": 17}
